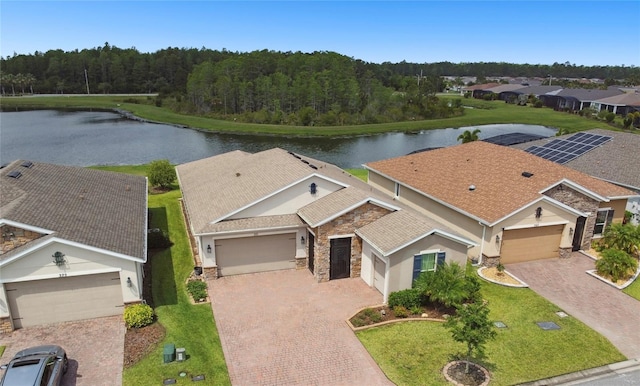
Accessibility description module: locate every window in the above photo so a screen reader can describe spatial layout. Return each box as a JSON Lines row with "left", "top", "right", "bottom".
{"left": 412, "top": 251, "right": 446, "bottom": 283}
{"left": 594, "top": 209, "right": 614, "bottom": 236}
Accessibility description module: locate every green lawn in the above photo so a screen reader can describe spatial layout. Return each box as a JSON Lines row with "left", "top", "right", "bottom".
{"left": 93, "top": 166, "right": 230, "bottom": 386}
{"left": 0, "top": 94, "right": 622, "bottom": 136}
{"left": 623, "top": 276, "right": 640, "bottom": 301}
{"left": 345, "top": 168, "right": 368, "bottom": 182}
{"left": 358, "top": 278, "right": 625, "bottom": 386}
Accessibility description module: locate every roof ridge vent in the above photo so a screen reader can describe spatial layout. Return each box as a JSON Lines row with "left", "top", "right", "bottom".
{"left": 522, "top": 171, "right": 534, "bottom": 178}
{"left": 20, "top": 160, "right": 34, "bottom": 168}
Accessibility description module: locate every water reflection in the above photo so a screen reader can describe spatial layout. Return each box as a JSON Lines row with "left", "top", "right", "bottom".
{"left": 0, "top": 110, "right": 556, "bottom": 168}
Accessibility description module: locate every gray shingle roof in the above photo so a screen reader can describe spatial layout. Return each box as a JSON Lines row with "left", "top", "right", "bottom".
{"left": 556, "top": 88, "right": 623, "bottom": 101}
{"left": 512, "top": 129, "right": 640, "bottom": 192}
{"left": 200, "top": 214, "right": 304, "bottom": 234}
{"left": 0, "top": 160, "right": 147, "bottom": 260}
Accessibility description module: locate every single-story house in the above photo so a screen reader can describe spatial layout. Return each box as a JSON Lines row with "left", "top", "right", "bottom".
{"left": 0, "top": 160, "right": 147, "bottom": 332}
{"left": 539, "top": 88, "right": 624, "bottom": 111}
{"left": 176, "top": 148, "right": 475, "bottom": 302}
{"left": 364, "top": 141, "right": 637, "bottom": 265}
{"left": 512, "top": 129, "right": 640, "bottom": 224}
{"left": 591, "top": 92, "right": 640, "bottom": 116}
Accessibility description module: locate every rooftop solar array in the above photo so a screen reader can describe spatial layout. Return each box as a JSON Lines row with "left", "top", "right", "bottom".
{"left": 525, "top": 132, "right": 612, "bottom": 164}
{"left": 483, "top": 132, "right": 547, "bottom": 146}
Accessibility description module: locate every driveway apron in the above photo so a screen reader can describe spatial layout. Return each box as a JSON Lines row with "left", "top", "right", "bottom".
{"left": 506, "top": 253, "right": 640, "bottom": 359}
{"left": 208, "top": 269, "right": 394, "bottom": 385}
{"left": 0, "top": 315, "right": 125, "bottom": 386}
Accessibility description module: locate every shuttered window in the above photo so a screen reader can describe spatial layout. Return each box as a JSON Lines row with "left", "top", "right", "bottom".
{"left": 412, "top": 251, "right": 446, "bottom": 283}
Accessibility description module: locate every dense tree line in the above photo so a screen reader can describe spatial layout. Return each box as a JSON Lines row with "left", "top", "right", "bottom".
{"left": 1, "top": 43, "right": 638, "bottom": 125}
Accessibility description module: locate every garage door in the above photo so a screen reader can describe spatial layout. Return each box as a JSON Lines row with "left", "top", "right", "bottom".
{"left": 215, "top": 233, "right": 296, "bottom": 276}
{"left": 501, "top": 225, "right": 564, "bottom": 263}
{"left": 6, "top": 272, "right": 123, "bottom": 329}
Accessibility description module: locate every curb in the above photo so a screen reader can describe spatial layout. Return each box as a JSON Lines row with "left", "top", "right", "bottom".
{"left": 517, "top": 358, "right": 640, "bottom": 385}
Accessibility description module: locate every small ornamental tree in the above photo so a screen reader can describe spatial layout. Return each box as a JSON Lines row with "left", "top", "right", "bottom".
{"left": 596, "top": 249, "right": 638, "bottom": 282}
{"left": 444, "top": 300, "right": 497, "bottom": 373}
{"left": 148, "top": 159, "right": 176, "bottom": 189}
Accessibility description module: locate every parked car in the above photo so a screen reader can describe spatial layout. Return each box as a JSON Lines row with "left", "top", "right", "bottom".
{"left": 0, "top": 345, "right": 68, "bottom": 386}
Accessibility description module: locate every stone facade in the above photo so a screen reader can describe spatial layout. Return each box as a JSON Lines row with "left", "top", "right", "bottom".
{"left": 204, "top": 266, "right": 219, "bottom": 279}
{"left": 543, "top": 184, "right": 600, "bottom": 250}
{"left": 295, "top": 256, "right": 307, "bottom": 270}
{"left": 0, "top": 316, "right": 12, "bottom": 334}
{"left": 312, "top": 203, "right": 391, "bottom": 282}
{"left": 559, "top": 247, "right": 572, "bottom": 258}
{"left": 1, "top": 225, "right": 44, "bottom": 255}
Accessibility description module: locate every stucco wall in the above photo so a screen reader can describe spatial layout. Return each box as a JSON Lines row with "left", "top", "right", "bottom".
{"left": 231, "top": 176, "right": 344, "bottom": 219}
{"left": 602, "top": 199, "right": 628, "bottom": 224}
{"left": 368, "top": 171, "right": 396, "bottom": 196}
{"left": 0, "top": 240, "right": 142, "bottom": 318}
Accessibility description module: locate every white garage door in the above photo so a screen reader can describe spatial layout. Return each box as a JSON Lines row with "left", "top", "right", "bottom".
{"left": 215, "top": 233, "right": 296, "bottom": 276}
{"left": 6, "top": 272, "right": 123, "bottom": 329}
{"left": 501, "top": 225, "right": 564, "bottom": 263}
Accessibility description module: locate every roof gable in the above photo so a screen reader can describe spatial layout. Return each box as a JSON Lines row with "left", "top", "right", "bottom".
{"left": 365, "top": 141, "right": 635, "bottom": 223}
{"left": 0, "top": 161, "right": 147, "bottom": 259}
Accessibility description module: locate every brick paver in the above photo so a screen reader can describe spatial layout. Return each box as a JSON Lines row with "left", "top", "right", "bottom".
{"left": 507, "top": 253, "right": 640, "bottom": 359}
{"left": 208, "top": 269, "right": 394, "bottom": 385}
{"left": 0, "top": 315, "right": 125, "bottom": 386}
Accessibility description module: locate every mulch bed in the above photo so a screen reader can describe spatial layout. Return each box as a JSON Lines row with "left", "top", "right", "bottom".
{"left": 445, "top": 361, "right": 489, "bottom": 386}
{"left": 350, "top": 303, "right": 454, "bottom": 327}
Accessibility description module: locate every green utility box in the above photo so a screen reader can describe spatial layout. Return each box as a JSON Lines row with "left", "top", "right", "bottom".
{"left": 163, "top": 343, "right": 176, "bottom": 363}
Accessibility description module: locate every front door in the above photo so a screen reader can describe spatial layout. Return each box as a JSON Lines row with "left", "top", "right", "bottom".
{"left": 572, "top": 217, "right": 586, "bottom": 251}
{"left": 308, "top": 233, "right": 315, "bottom": 274}
{"left": 330, "top": 237, "right": 351, "bottom": 280}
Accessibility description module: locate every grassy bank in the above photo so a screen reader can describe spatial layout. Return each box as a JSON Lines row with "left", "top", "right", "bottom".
{"left": 0, "top": 94, "right": 614, "bottom": 136}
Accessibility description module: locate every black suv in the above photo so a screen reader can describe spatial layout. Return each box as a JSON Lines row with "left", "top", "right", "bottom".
{"left": 0, "top": 345, "right": 68, "bottom": 386}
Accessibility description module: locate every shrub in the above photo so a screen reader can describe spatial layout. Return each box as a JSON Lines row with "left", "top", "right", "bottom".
{"left": 602, "top": 223, "right": 640, "bottom": 257}
{"left": 414, "top": 262, "right": 472, "bottom": 309}
{"left": 596, "top": 249, "right": 638, "bottom": 282}
{"left": 605, "top": 112, "right": 616, "bottom": 123}
{"left": 186, "top": 280, "right": 208, "bottom": 301}
{"left": 351, "top": 317, "right": 366, "bottom": 327}
{"left": 148, "top": 159, "right": 176, "bottom": 189}
{"left": 393, "top": 306, "right": 409, "bottom": 318}
{"left": 388, "top": 288, "right": 423, "bottom": 309}
{"left": 124, "top": 303, "right": 154, "bottom": 329}
{"left": 410, "top": 305, "right": 422, "bottom": 315}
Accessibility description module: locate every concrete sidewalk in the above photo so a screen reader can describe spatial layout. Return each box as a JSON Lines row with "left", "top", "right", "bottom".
{"left": 518, "top": 358, "right": 640, "bottom": 385}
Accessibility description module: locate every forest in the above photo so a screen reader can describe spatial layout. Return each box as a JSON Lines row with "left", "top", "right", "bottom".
{"left": 1, "top": 43, "right": 639, "bottom": 125}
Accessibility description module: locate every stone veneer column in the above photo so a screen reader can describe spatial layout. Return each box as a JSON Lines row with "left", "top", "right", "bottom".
{"left": 0, "top": 317, "right": 13, "bottom": 334}
{"left": 314, "top": 203, "right": 391, "bottom": 282}
{"left": 543, "top": 185, "right": 600, "bottom": 251}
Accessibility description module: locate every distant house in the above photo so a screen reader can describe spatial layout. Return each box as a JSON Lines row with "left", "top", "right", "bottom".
{"left": 365, "top": 142, "right": 637, "bottom": 265}
{"left": 539, "top": 88, "right": 624, "bottom": 111}
{"left": 176, "top": 148, "right": 474, "bottom": 302}
{"left": 591, "top": 92, "right": 640, "bottom": 115}
{"left": 0, "top": 161, "right": 147, "bottom": 332}
{"left": 512, "top": 129, "right": 640, "bottom": 224}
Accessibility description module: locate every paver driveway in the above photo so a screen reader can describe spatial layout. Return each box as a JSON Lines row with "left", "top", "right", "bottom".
{"left": 0, "top": 315, "right": 124, "bottom": 386}
{"left": 507, "top": 253, "right": 640, "bottom": 359}
{"left": 208, "top": 269, "right": 394, "bottom": 385}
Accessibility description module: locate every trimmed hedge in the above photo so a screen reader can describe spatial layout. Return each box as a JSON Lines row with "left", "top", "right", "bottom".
{"left": 124, "top": 303, "right": 154, "bottom": 329}
{"left": 388, "top": 288, "right": 423, "bottom": 309}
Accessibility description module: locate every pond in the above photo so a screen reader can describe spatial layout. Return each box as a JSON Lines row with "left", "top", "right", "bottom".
{"left": 0, "top": 110, "right": 556, "bottom": 168}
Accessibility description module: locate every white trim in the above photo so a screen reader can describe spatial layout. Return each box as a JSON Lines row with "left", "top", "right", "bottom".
{"left": 211, "top": 230, "right": 298, "bottom": 241}
{"left": 302, "top": 197, "right": 400, "bottom": 228}
{"left": 503, "top": 221, "right": 569, "bottom": 231}
{"left": 196, "top": 224, "right": 303, "bottom": 237}
{"left": 356, "top": 228, "right": 475, "bottom": 257}
{"left": 0, "top": 237, "right": 145, "bottom": 268}
{"left": 418, "top": 248, "right": 440, "bottom": 255}
{"left": 0, "top": 267, "right": 121, "bottom": 284}
{"left": 328, "top": 233, "right": 355, "bottom": 240}
{"left": 488, "top": 196, "right": 586, "bottom": 227}
{"left": 0, "top": 219, "right": 54, "bottom": 235}
{"left": 209, "top": 174, "right": 349, "bottom": 225}
{"left": 306, "top": 228, "right": 316, "bottom": 237}
{"left": 539, "top": 178, "right": 608, "bottom": 202}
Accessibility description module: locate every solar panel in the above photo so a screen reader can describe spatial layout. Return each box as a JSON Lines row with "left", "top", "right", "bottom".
{"left": 525, "top": 132, "right": 611, "bottom": 165}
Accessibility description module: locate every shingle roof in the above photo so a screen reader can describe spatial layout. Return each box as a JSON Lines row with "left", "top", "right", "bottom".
{"left": 512, "top": 129, "right": 640, "bottom": 192}
{"left": 556, "top": 88, "right": 623, "bottom": 101}
{"left": 365, "top": 141, "right": 635, "bottom": 224}
{"left": 594, "top": 92, "right": 640, "bottom": 106}
{"left": 298, "top": 186, "right": 384, "bottom": 227}
{"left": 486, "top": 84, "right": 527, "bottom": 93}
{"left": 356, "top": 210, "right": 473, "bottom": 256}
{"left": 0, "top": 161, "right": 147, "bottom": 260}
{"left": 200, "top": 214, "right": 304, "bottom": 234}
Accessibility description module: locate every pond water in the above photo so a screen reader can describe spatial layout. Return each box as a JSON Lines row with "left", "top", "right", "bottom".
{"left": 0, "top": 110, "right": 556, "bottom": 168}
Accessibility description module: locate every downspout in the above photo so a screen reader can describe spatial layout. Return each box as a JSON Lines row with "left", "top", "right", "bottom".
{"left": 478, "top": 221, "right": 486, "bottom": 265}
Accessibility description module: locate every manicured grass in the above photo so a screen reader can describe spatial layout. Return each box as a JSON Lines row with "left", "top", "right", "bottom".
{"left": 93, "top": 165, "right": 229, "bottom": 386}
{"left": 623, "top": 277, "right": 640, "bottom": 301}
{"left": 0, "top": 94, "right": 619, "bottom": 136}
{"left": 345, "top": 168, "right": 368, "bottom": 182}
{"left": 0, "top": 345, "right": 5, "bottom": 357}
{"left": 358, "top": 278, "right": 625, "bottom": 386}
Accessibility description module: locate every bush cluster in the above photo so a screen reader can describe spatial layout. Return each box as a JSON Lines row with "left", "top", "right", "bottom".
{"left": 124, "top": 303, "right": 154, "bottom": 329}
{"left": 388, "top": 288, "right": 423, "bottom": 309}
{"left": 187, "top": 280, "right": 208, "bottom": 301}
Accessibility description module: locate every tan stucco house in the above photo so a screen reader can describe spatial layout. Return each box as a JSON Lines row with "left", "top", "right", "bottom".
{"left": 176, "top": 148, "right": 475, "bottom": 302}
{"left": 365, "top": 141, "right": 637, "bottom": 265}
{"left": 0, "top": 161, "right": 147, "bottom": 332}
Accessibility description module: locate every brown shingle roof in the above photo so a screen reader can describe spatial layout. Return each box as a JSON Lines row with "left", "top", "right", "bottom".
{"left": 0, "top": 160, "right": 147, "bottom": 259}
{"left": 365, "top": 141, "right": 635, "bottom": 224}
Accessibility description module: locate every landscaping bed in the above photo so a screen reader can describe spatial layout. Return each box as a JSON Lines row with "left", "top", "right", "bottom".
{"left": 349, "top": 304, "right": 451, "bottom": 329}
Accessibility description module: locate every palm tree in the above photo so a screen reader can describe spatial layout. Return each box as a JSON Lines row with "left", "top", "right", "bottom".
{"left": 24, "top": 73, "right": 36, "bottom": 94}
{"left": 457, "top": 129, "right": 481, "bottom": 143}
